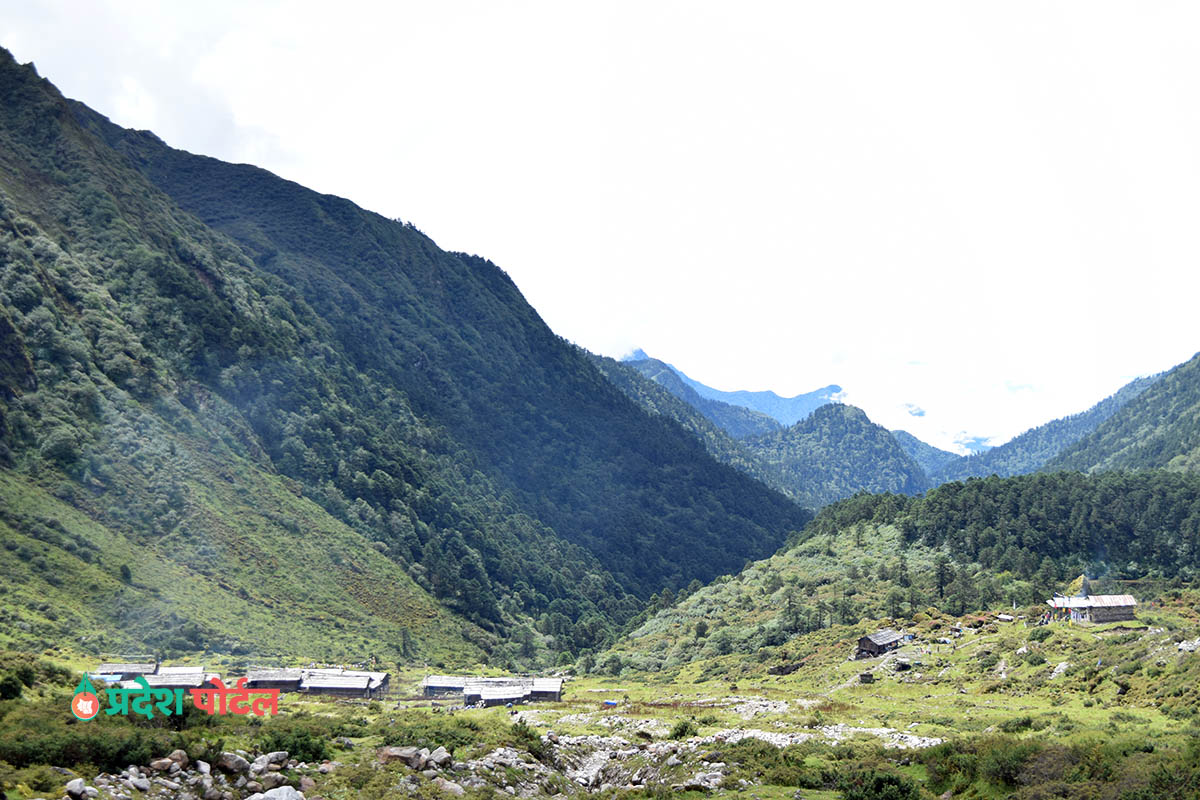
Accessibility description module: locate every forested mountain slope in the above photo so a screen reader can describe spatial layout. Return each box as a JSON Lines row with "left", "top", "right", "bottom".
{"left": 741, "top": 403, "right": 928, "bottom": 507}
{"left": 892, "top": 430, "right": 959, "bottom": 476}
{"left": 0, "top": 49, "right": 807, "bottom": 662}
{"left": 930, "top": 374, "right": 1160, "bottom": 483}
{"left": 613, "top": 469, "right": 1200, "bottom": 668}
{"left": 1048, "top": 352, "right": 1200, "bottom": 473}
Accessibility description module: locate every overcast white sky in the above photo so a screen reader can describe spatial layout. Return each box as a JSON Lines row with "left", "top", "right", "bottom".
{"left": 4, "top": 1, "right": 1199, "bottom": 452}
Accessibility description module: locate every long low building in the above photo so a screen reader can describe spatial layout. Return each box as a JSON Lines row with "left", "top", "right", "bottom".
{"left": 423, "top": 675, "right": 563, "bottom": 705}
{"left": 1047, "top": 594, "right": 1137, "bottom": 623}
{"left": 246, "top": 668, "right": 389, "bottom": 698}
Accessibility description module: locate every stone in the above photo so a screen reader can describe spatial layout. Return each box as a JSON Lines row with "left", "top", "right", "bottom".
{"left": 158, "top": 780, "right": 181, "bottom": 791}
{"left": 430, "top": 778, "right": 465, "bottom": 796}
{"left": 245, "top": 781, "right": 263, "bottom": 793}
{"left": 259, "top": 773, "right": 288, "bottom": 790}
{"left": 299, "top": 776, "right": 317, "bottom": 794}
{"left": 149, "top": 758, "right": 174, "bottom": 772}
{"left": 421, "top": 769, "right": 439, "bottom": 779}
{"left": 217, "top": 753, "right": 250, "bottom": 775}
{"left": 262, "top": 787, "right": 304, "bottom": 800}
{"left": 427, "top": 747, "right": 453, "bottom": 768}
{"left": 168, "top": 749, "right": 190, "bottom": 767}
{"left": 666, "top": 754, "right": 682, "bottom": 767}
{"left": 130, "top": 777, "right": 151, "bottom": 792}
{"left": 84, "top": 788, "right": 98, "bottom": 798}
{"left": 196, "top": 761, "right": 211, "bottom": 775}
{"left": 203, "top": 788, "right": 223, "bottom": 800}
{"left": 65, "top": 778, "right": 87, "bottom": 799}
{"left": 317, "top": 764, "right": 333, "bottom": 775}
{"left": 378, "top": 746, "right": 424, "bottom": 768}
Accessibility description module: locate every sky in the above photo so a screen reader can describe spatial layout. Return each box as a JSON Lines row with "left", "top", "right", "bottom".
{"left": 4, "top": 1, "right": 1199, "bottom": 452}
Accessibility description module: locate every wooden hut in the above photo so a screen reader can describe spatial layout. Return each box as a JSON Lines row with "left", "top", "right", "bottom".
{"left": 857, "top": 629, "right": 904, "bottom": 658}
{"left": 530, "top": 677, "right": 563, "bottom": 702}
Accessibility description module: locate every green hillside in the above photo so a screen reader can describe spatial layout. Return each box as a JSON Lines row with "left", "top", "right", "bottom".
{"left": 931, "top": 373, "right": 1160, "bottom": 483}
{"left": 611, "top": 469, "right": 1200, "bottom": 670}
{"left": 742, "top": 404, "right": 928, "bottom": 507}
{"left": 1049, "top": 352, "right": 1200, "bottom": 473}
{"left": 0, "top": 49, "right": 807, "bottom": 663}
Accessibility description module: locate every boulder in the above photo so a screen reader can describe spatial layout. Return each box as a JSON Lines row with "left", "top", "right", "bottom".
{"left": 431, "top": 777, "right": 466, "bottom": 796}
{"left": 196, "top": 760, "right": 211, "bottom": 775}
{"left": 130, "top": 776, "right": 152, "bottom": 792}
{"left": 204, "top": 787, "right": 223, "bottom": 800}
{"left": 262, "top": 787, "right": 305, "bottom": 800}
{"left": 168, "top": 749, "right": 190, "bottom": 767}
{"left": 65, "top": 778, "right": 87, "bottom": 799}
{"left": 245, "top": 781, "right": 263, "bottom": 793}
{"left": 217, "top": 752, "right": 250, "bottom": 775}
{"left": 150, "top": 758, "right": 174, "bottom": 772}
{"left": 378, "top": 746, "right": 424, "bottom": 768}
{"left": 299, "top": 776, "right": 316, "bottom": 794}
{"left": 427, "top": 747, "right": 453, "bottom": 768}
{"left": 259, "top": 773, "right": 289, "bottom": 790}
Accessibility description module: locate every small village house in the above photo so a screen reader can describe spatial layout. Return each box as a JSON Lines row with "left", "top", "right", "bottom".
{"left": 1047, "top": 594, "right": 1137, "bottom": 623}
{"left": 857, "top": 629, "right": 904, "bottom": 658}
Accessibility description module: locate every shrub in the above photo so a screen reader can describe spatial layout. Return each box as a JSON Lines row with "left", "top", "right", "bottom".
{"left": 837, "top": 768, "right": 921, "bottom": 800}
{"left": 1028, "top": 627, "right": 1053, "bottom": 642}
{"left": 670, "top": 719, "right": 698, "bottom": 740}
{"left": 257, "top": 726, "right": 328, "bottom": 763}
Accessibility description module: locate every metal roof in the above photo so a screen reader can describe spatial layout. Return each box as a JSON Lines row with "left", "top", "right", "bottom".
{"left": 1047, "top": 594, "right": 1137, "bottom": 609}
{"left": 96, "top": 662, "right": 157, "bottom": 674}
{"left": 423, "top": 675, "right": 470, "bottom": 688}
{"left": 531, "top": 678, "right": 563, "bottom": 692}
{"left": 157, "top": 666, "right": 205, "bottom": 676}
{"left": 248, "top": 669, "right": 303, "bottom": 682}
{"left": 141, "top": 672, "right": 211, "bottom": 688}
{"left": 302, "top": 674, "right": 370, "bottom": 690}
{"left": 862, "top": 629, "right": 904, "bottom": 646}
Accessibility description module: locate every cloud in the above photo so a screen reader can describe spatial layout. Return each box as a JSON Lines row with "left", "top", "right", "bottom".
{"left": 902, "top": 403, "right": 926, "bottom": 417}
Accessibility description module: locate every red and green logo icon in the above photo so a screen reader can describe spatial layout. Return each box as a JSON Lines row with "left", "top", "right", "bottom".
{"left": 71, "top": 674, "right": 100, "bottom": 720}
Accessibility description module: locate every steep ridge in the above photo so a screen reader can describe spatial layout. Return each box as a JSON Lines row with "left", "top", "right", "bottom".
{"left": 931, "top": 373, "right": 1161, "bottom": 483}
{"left": 892, "top": 430, "right": 958, "bottom": 476}
{"left": 623, "top": 350, "right": 841, "bottom": 426}
{"left": 741, "top": 404, "right": 928, "bottom": 507}
{"left": 1048, "top": 352, "right": 1200, "bottom": 473}
{"left": 621, "top": 356, "right": 781, "bottom": 438}
{"left": 589, "top": 354, "right": 797, "bottom": 501}
{"left": 0, "top": 49, "right": 807, "bottom": 661}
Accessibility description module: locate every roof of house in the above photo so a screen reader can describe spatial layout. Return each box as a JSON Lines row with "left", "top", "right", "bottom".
{"left": 1047, "top": 594, "right": 1137, "bottom": 609}
{"left": 861, "top": 629, "right": 904, "bottom": 647}
{"left": 96, "top": 662, "right": 157, "bottom": 674}
{"left": 157, "top": 666, "right": 205, "bottom": 676}
{"left": 247, "top": 669, "right": 303, "bottom": 682}
{"left": 423, "top": 675, "right": 470, "bottom": 687}
{"left": 302, "top": 674, "right": 370, "bottom": 690}
{"left": 140, "top": 672, "right": 213, "bottom": 688}
{"left": 531, "top": 677, "right": 563, "bottom": 693}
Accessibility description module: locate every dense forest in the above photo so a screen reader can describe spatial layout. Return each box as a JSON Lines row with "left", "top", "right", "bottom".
{"left": 930, "top": 374, "right": 1160, "bottom": 483}
{"left": 807, "top": 470, "right": 1200, "bottom": 584}
{"left": 742, "top": 404, "right": 929, "bottom": 507}
{"left": 1049, "top": 351, "right": 1200, "bottom": 473}
{"left": 0, "top": 49, "right": 808, "bottom": 663}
